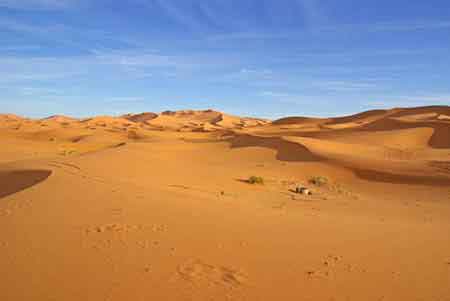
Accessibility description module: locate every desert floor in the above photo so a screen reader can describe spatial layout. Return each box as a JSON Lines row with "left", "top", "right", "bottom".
{"left": 1, "top": 107, "right": 450, "bottom": 301}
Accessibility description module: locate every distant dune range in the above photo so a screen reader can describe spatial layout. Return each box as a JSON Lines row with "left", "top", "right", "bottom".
{"left": 1, "top": 106, "right": 450, "bottom": 301}
{"left": 1, "top": 106, "right": 450, "bottom": 187}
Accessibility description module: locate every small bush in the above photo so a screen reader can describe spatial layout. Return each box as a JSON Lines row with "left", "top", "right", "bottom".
{"left": 60, "top": 149, "right": 77, "bottom": 156}
{"left": 248, "top": 176, "right": 264, "bottom": 185}
{"left": 309, "top": 176, "right": 328, "bottom": 186}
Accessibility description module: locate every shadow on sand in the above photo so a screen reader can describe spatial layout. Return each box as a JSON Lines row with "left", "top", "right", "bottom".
{"left": 0, "top": 169, "right": 52, "bottom": 199}
{"left": 229, "top": 134, "right": 323, "bottom": 162}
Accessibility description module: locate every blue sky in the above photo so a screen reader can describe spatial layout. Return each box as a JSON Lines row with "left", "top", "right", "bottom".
{"left": 1, "top": 0, "right": 450, "bottom": 118}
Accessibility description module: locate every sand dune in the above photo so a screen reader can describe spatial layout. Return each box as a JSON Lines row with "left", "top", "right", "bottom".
{"left": 1, "top": 106, "right": 450, "bottom": 301}
{"left": 122, "top": 112, "right": 158, "bottom": 123}
{"left": 0, "top": 169, "right": 52, "bottom": 199}
{"left": 268, "top": 106, "right": 450, "bottom": 150}
{"left": 143, "top": 109, "right": 269, "bottom": 132}
{"left": 229, "top": 134, "right": 322, "bottom": 162}
{"left": 41, "top": 115, "right": 79, "bottom": 123}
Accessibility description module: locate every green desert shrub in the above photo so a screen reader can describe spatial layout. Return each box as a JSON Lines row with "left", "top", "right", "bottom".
{"left": 248, "top": 176, "right": 264, "bottom": 185}
{"left": 309, "top": 176, "right": 328, "bottom": 186}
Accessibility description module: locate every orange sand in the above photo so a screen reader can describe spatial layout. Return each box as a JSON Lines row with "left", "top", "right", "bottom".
{"left": 1, "top": 107, "right": 449, "bottom": 301}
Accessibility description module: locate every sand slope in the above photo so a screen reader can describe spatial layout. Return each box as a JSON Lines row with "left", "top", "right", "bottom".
{"left": 1, "top": 107, "right": 450, "bottom": 301}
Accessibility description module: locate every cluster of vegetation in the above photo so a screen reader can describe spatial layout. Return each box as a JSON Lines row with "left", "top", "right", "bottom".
{"left": 60, "top": 149, "right": 77, "bottom": 156}
{"left": 247, "top": 176, "right": 264, "bottom": 185}
{"left": 309, "top": 176, "right": 328, "bottom": 186}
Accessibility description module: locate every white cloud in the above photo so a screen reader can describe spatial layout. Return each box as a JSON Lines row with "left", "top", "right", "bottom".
{"left": 0, "top": 45, "right": 41, "bottom": 51}
{"left": 260, "top": 91, "right": 293, "bottom": 98}
{"left": 369, "top": 20, "right": 450, "bottom": 32}
{"left": 207, "top": 19, "right": 450, "bottom": 42}
{"left": 368, "top": 94, "right": 450, "bottom": 108}
{"left": 259, "top": 90, "right": 320, "bottom": 105}
{"left": 296, "top": 0, "right": 325, "bottom": 28}
{"left": 225, "top": 68, "right": 274, "bottom": 81}
{"left": 136, "top": 0, "right": 204, "bottom": 31}
{"left": 0, "top": 0, "right": 76, "bottom": 10}
{"left": 104, "top": 97, "right": 146, "bottom": 103}
{"left": 19, "top": 87, "right": 62, "bottom": 96}
{"left": 311, "top": 80, "right": 377, "bottom": 92}
{"left": 92, "top": 50, "right": 177, "bottom": 67}
{"left": 0, "top": 48, "right": 199, "bottom": 85}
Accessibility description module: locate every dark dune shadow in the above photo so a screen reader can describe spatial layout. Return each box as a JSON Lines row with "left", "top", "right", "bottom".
{"left": 272, "top": 116, "right": 324, "bottom": 125}
{"left": 326, "top": 109, "right": 389, "bottom": 125}
{"left": 352, "top": 168, "right": 450, "bottom": 186}
{"left": 389, "top": 106, "right": 450, "bottom": 118}
{"left": 358, "top": 118, "right": 450, "bottom": 149}
{"left": 268, "top": 106, "right": 450, "bottom": 149}
{"left": 0, "top": 170, "right": 52, "bottom": 199}
{"left": 229, "top": 134, "right": 322, "bottom": 162}
{"left": 272, "top": 117, "right": 450, "bottom": 149}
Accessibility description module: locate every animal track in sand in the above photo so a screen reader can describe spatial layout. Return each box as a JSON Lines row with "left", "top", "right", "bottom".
{"left": 49, "top": 161, "right": 81, "bottom": 171}
{"left": 305, "top": 255, "right": 369, "bottom": 279}
{"left": 272, "top": 202, "right": 287, "bottom": 209}
{"left": 134, "top": 239, "right": 164, "bottom": 250}
{"left": 0, "top": 209, "right": 12, "bottom": 217}
{"left": 85, "top": 223, "right": 168, "bottom": 235}
{"left": 151, "top": 224, "right": 168, "bottom": 232}
{"left": 169, "top": 184, "right": 190, "bottom": 190}
{"left": 110, "top": 208, "right": 123, "bottom": 216}
{"left": 176, "top": 260, "right": 248, "bottom": 288}
{"left": 85, "top": 223, "right": 143, "bottom": 234}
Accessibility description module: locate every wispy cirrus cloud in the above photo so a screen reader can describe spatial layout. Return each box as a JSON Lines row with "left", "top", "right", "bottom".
{"left": 0, "top": 45, "right": 42, "bottom": 52}
{"left": 368, "top": 94, "right": 450, "bottom": 108}
{"left": 104, "top": 96, "right": 146, "bottom": 103}
{"left": 91, "top": 49, "right": 178, "bottom": 68}
{"left": 0, "top": 0, "right": 77, "bottom": 10}
{"left": 19, "top": 86, "right": 62, "bottom": 96}
{"left": 0, "top": 47, "right": 205, "bottom": 85}
{"left": 311, "top": 80, "right": 378, "bottom": 92}
{"left": 0, "top": 0, "right": 76, "bottom": 10}
{"left": 207, "top": 19, "right": 450, "bottom": 42}
{"left": 259, "top": 90, "right": 327, "bottom": 107}
{"left": 295, "top": 0, "right": 325, "bottom": 28}
{"left": 0, "top": 16, "right": 135, "bottom": 52}
{"left": 0, "top": 16, "right": 67, "bottom": 34}
{"left": 367, "top": 20, "right": 450, "bottom": 32}
{"left": 134, "top": 0, "right": 205, "bottom": 31}
{"left": 260, "top": 91, "right": 293, "bottom": 98}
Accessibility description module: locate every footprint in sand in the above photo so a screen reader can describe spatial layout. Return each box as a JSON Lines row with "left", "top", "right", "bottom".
{"left": 169, "top": 184, "right": 190, "bottom": 190}
{"left": 110, "top": 208, "right": 123, "bottom": 216}
{"left": 306, "top": 255, "right": 369, "bottom": 279}
{"left": 151, "top": 224, "right": 168, "bottom": 232}
{"left": 0, "top": 209, "right": 12, "bottom": 217}
{"left": 176, "top": 260, "right": 247, "bottom": 288}
{"left": 85, "top": 223, "right": 143, "bottom": 234}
